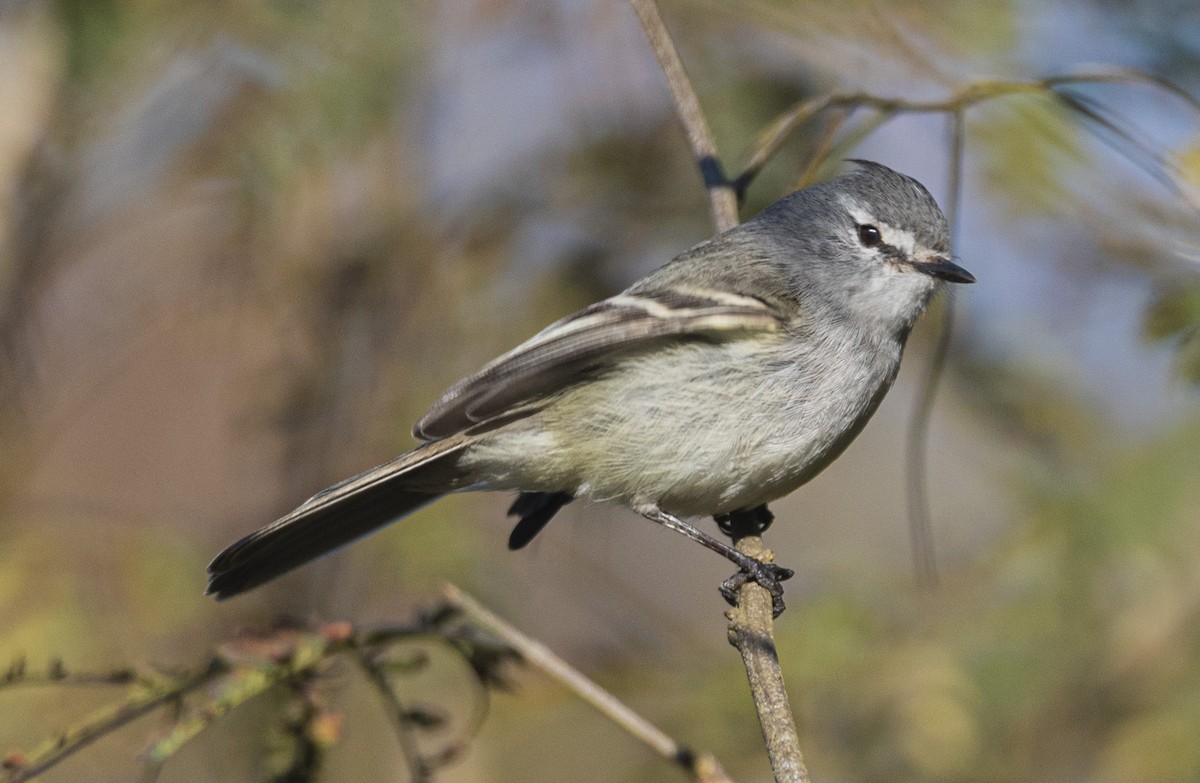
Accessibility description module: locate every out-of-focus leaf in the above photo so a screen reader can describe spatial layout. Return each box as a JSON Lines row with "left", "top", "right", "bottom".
{"left": 58, "top": 0, "right": 127, "bottom": 85}
{"left": 1176, "top": 138, "right": 1200, "bottom": 188}
{"left": 695, "top": 0, "right": 1017, "bottom": 83}
{"left": 1143, "top": 286, "right": 1200, "bottom": 339}
{"left": 307, "top": 708, "right": 344, "bottom": 748}
{"left": 955, "top": 356, "right": 1101, "bottom": 458}
{"left": 971, "top": 95, "right": 1089, "bottom": 217}
{"left": 1142, "top": 284, "right": 1200, "bottom": 383}
{"left": 1097, "top": 709, "right": 1200, "bottom": 783}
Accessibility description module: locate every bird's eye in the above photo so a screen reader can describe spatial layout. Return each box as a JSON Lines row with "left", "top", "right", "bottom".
{"left": 857, "top": 224, "right": 882, "bottom": 247}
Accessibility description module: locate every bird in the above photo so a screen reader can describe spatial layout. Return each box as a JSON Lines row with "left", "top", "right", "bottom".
{"left": 207, "top": 160, "right": 974, "bottom": 613}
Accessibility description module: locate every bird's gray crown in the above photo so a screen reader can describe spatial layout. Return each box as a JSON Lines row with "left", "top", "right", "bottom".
{"left": 743, "top": 160, "right": 949, "bottom": 261}
{"left": 835, "top": 160, "right": 949, "bottom": 254}
{"left": 722, "top": 160, "right": 956, "bottom": 336}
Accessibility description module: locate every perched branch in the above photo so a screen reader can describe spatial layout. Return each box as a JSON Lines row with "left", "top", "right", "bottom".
{"left": 625, "top": 6, "right": 810, "bottom": 780}
{"left": 721, "top": 518, "right": 808, "bottom": 783}
{"left": 628, "top": 0, "right": 739, "bottom": 232}
{"left": 442, "top": 584, "right": 736, "bottom": 783}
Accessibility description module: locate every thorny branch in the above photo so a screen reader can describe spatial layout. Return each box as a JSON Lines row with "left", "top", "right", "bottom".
{"left": 1, "top": 661, "right": 221, "bottom": 782}
{"left": 4, "top": 596, "right": 732, "bottom": 783}
{"left": 1, "top": 617, "right": 511, "bottom": 783}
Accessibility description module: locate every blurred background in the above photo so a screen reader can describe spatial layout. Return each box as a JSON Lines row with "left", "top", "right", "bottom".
{"left": 2, "top": 0, "right": 1200, "bottom": 780}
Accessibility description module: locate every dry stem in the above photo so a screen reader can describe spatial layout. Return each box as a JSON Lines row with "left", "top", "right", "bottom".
{"left": 442, "top": 584, "right": 735, "bottom": 783}
{"left": 628, "top": 0, "right": 739, "bottom": 232}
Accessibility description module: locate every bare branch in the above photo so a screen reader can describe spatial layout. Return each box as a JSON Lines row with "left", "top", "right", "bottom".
{"left": 735, "top": 69, "right": 1200, "bottom": 196}
{"left": 820, "top": 107, "right": 899, "bottom": 173}
{"left": 628, "top": 0, "right": 739, "bottom": 232}
{"left": 442, "top": 584, "right": 736, "bottom": 783}
{"left": 1044, "top": 68, "right": 1200, "bottom": 113}
{"left": 735, "top": 95, "right": 838, "bottom": 200}
{"left": 723, "top": 534, "right": 808, "bottom": 783}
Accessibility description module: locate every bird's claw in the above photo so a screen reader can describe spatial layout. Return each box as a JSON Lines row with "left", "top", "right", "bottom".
{"left": 720, "top": 560, "right": 795, "bottom": 618}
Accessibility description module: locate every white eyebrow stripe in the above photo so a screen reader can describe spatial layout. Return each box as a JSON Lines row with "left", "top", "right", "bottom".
{"left": 882, "top": 226, "right": 916, "bottom": 255}
{"left": 842, "top": 199, "right": 917, "bottom": 255}
{"left": 842, "top": 199, "right": 875, "bottom": 227}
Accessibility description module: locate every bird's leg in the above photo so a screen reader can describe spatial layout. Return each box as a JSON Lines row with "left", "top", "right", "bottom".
{"left": 638, "top": 506, "right": 793, "bottom": 617}
{"left": 714, "top": 504, "right": 774, "bottom": 537}
{"left": 713, "top": 504, "right": 793, "bottom": 616}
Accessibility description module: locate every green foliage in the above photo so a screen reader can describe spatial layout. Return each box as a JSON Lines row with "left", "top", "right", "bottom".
{"left": 971, "top": 95, "right": 1089, "bottom": 217}
{"left": 1143, "top": 284, "right": 1200, "bottom": 384}
{"left": 56, "top": 0, "right": 128, "bottom": 85}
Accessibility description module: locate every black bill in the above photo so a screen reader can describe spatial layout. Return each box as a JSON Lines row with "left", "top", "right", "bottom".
{"left": 914, "top": 256, "right": 975, "bottom": 284}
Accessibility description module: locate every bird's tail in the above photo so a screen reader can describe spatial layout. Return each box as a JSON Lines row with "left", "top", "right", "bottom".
{"left": 206, "top": 436, "right": 473, "bottom": 599}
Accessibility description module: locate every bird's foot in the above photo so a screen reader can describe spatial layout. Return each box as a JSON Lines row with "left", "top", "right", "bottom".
{"left": 719, "top": 560, "right": 795, "bottom": 618}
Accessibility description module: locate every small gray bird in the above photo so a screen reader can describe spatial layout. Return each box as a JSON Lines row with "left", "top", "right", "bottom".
{"left": 207, "top": 160, "right": 973, "bottom": 611}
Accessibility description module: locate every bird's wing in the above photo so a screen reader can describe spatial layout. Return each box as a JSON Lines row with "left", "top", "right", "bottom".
{"left": 413, "top": 286, "right": 788, "bottom": 440}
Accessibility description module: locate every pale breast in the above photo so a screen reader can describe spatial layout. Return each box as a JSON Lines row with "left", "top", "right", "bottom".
{"left": 464, "top": 327, "right": 903, "bottom": 517}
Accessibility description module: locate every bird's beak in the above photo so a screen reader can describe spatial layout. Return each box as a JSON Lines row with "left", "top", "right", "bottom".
{"left": 911, "top": 255, "right": 975, "bottom": 284}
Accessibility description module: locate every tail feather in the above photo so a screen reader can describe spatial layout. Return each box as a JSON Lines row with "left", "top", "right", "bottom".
{"left": 506, "top": 491, "right": 573, "bottom": 549}
{"left": 207, "top": 437, "right": 470, "bottom": 599}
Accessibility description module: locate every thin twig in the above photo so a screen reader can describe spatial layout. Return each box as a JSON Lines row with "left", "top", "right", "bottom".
{"left": 904, "top": 109, "right": 967, "bottom": 592}
{"left": 628, "top": 0, "right": 739, "bottom": 232}
{"left": 441, "top": 584, "right": 736, "bottom": 783}
{"left": 350, "top": 648, "right": 431, "bottom": 783}
{"left": 723, "top": 533, "right": 808, "bottom": 783}
{"left": 1044, "top": 68, "right": 1200, "bottom": 112}
{"left": 1052, "top": 88, "right": 1181, "bottom": 194}
{"left": 0, "top": 669, "right": 139, "bottom": 690}
{"left": 735, "top": 95, "right": 836, "bottom": 201}
{"left": 734, "top": 69, "right": 1200, "bottom": 196}
{"left": 820, "top": 107, "right": 899, "bottom": 173}
{"left": 3, "top": 664, "right": 222, "bottom": 783}
{"left": 793, "top": 107, "right": 853, "bottom": 190}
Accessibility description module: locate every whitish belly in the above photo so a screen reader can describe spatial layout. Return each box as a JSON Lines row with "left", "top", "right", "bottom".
{"left": 465, "top": 334, "right": 900, "bottom": 516}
